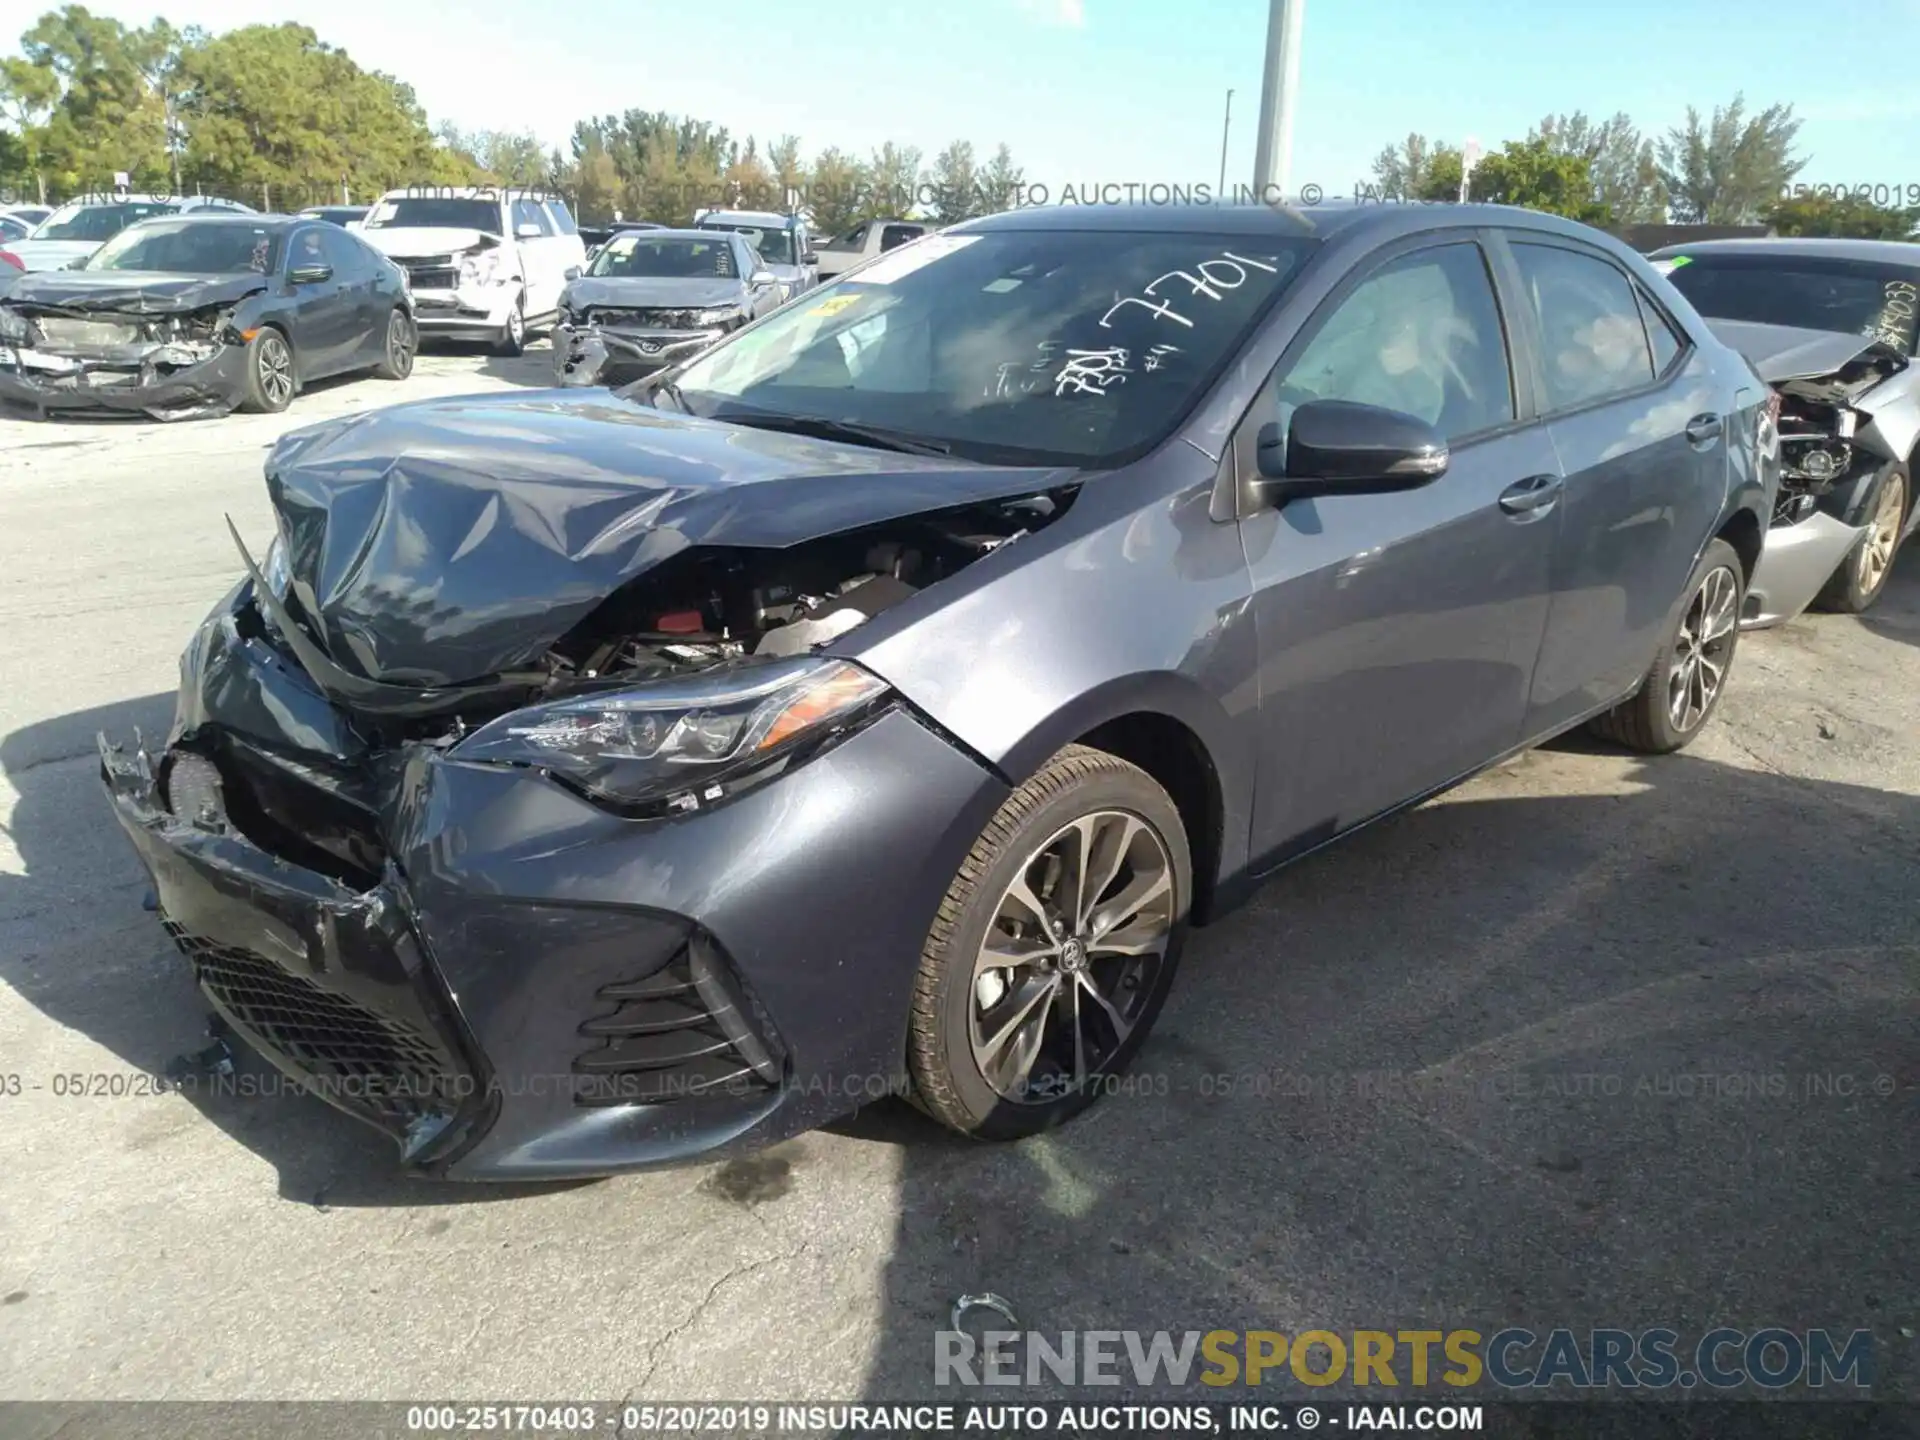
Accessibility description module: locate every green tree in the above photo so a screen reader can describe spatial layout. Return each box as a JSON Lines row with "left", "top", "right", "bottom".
{"left": 1659, "top": 93, "right": 1805, "bottom": 223}
{"left": 0, "top": 56, "right": 59, "bottom": 199}
{"left": 862, "top": 141, "right": 920, "bottom": 219}
{"left": 1469, "top": 137, "right": 1612, "bottom": 223}
{"left": 766, "top": 133, "right": 803, "bottom": 209}
{"left": 1369, "top": 133, "right": 1453, "bottom": 200}
{"left": 923, "top": 139, "right": 978, "bottom": 223}
{"left": 20, "top": 5, "right": 169, "bottom": 193}
{"left": 1531, "top": 110, "right": 1665, "bottom": 222}
{"left": 974, "top": 142, "right": 1025, "bottom": 213}
{"left": 1766, "top": 193, "right": 1920, "bottom": 240}
{"left": 806, "top": 146, "right": 866, "bottom": 235}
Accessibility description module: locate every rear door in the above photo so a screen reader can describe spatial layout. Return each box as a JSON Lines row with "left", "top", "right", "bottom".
{"left": 1237, "top": 235, "right": 1565, "bottom": 862}
{"left": 1498, "top": 234, "right": 1728, "bottom": 736}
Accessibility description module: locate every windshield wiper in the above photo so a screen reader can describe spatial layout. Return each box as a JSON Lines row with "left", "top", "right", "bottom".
{"left": 715, "top": 411, "right": 953, "bottom": 456}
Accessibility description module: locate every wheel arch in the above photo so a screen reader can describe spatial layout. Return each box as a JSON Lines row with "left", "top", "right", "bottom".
{"left": 987, "top": 671, "right": 1248, "bottom": 928}
{"left": 1715, "top": 504, "right": 1763, "bottom": 585}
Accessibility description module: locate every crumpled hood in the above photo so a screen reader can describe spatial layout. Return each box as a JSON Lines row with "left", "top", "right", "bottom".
{"left": 4, "top": 239, "right": 100, "bottom": 273}
{"left": 264, "top": 388, "right": 1068, "bottom": 687}
{"left": 1707, "top": 318, "right": 1908, "bottom": 400}
{"left": 1, "top": 268, "right": 267, "bottom": 314}
{"left": 564, "top": 276, "right": 748, "bottom": 314}
{"left": 360, "top": 226, "right": 496, "bottom": 260}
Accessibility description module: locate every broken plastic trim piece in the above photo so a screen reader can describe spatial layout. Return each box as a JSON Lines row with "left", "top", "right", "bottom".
{"left": 225, "top": 516, "right": 549, "bottom": 717}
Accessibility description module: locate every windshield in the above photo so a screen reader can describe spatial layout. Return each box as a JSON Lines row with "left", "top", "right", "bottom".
{"left": 671, "top": 228, "right": 1317, "bottom": 466}
{"left": 85, "top": 219, "right": 283, "bottom": 275}
{"left": 1665, "top": 256, "right": 1920, "bottom": 355}
{"left": 701, "top": 223, "right": 794, "bottom": 265}
{"left": 364, "top": 198, "right": 501, "bottom": 234}
{"left": 31, "top": 202, "right": 176, "bottom": 243}
{"left": 590, "top": 234, "right": 742, "bottom": 279}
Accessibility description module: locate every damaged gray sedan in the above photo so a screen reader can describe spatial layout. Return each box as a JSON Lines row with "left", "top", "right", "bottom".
{"left": 552, "top": 228, "right": 783, "bottom": 388}
{"left": 0, "top": 213, "right": 416, "bottom": 421}
{"left": 1656, "top": 239, "right": 1920, "bottom": 621}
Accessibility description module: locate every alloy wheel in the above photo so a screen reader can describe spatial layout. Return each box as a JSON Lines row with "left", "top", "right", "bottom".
{"left": 1668, "top": 564, "right": 1738, "bottom": 733}
{"left": 388, "top": 311, "right": 415, "bottom": 374}
{"left": 258, "top": 334, "right": 293, "bottom": 407}
{"left": 967, "top": 809, "right": 1175, "bottom": 1103}
{"left": 1858, "top": 471, "right": 1906, "bottom": 597}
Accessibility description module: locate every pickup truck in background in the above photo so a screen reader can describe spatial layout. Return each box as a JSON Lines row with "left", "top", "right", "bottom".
{"left": 812, "top": 218, "right": 931, "bottom": 281}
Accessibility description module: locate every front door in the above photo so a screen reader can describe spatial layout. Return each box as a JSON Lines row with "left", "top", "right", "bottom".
{"left": 283, "top": 225, "right": 358, "bottom": 378}
{"left": 1239, "top": 237, "right": 1564, "bottom": 866}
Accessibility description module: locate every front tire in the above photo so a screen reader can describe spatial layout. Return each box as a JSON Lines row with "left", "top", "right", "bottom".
{"left": 907, "top": 745, "right": 1191, "bottom": 1141}
{"left": 1816, "top": 462, "right": 1907, "bottom": 614}
{"left": 492, "top": 292, "right": 526, "bottom": 357}
{"left": 1589, "top": 538, "right": 1744, "bottom": 754}
{"left": 239, "top": 327, "right": 294, "bottom": 414}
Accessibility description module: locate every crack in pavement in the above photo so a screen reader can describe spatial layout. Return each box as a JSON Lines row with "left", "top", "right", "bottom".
{"left": 625, "top": 1242, "right": 813, "bottom": 1404}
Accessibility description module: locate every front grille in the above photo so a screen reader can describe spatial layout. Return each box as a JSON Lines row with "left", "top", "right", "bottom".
{"left": 588, "top": 307, "right": 707, "bottom": 330}
{"left": 572, "top": 933, "right": 783, "bottom": 1107}
{"left": 165, "top": 922, "right": 468, "bottom": 1128}
{"left": 33, "top": 316, "right": 145, "bottom": 348}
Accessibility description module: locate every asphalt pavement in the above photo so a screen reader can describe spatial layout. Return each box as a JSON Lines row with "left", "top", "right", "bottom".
{"left": 0, "top": 345, "right": 1913, "bottom": 1405}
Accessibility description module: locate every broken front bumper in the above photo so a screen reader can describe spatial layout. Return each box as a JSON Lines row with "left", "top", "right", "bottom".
{"left": 551, "top": 321, "right": 722, "bottom": 387}
{"left": 0, "top": 341, "right": 248, "bottom": 420}
{"left": 407, "top": 283, "right": 521, "bottom": 340}
{"left": 100, "top": 589, "right": 1007, "bottom": 1178}
{"left": 1743, "top": 511, "right": 1867, "bottom": 628}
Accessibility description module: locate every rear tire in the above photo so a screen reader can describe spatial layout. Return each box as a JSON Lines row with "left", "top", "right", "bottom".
{"left": 1588, "top": 538, "right": 1744, "bottom": 754}
{"left": 492, "top": 292, "right": 526, "bottom": 357}
{"left": 1815, "top": 462, "right": 1907, "bottom": 614}
{"left": 373, "top": 306, "right": 415, "bottom": 381}
{"left": 239, "top": 328, "right": 294, "bottom": 414}
{"left": 907, "top": 744, "right": 1191, "bottom": 1141}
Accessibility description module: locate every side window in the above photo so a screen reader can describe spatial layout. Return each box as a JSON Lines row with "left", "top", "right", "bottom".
{"left": 288, "top": 226, "right": 329, "bottom": 275}
{"left": 835, "top": 222, "right": 869, "bottom": 249}
{"left": 1511, "top": 241, "right": 1655, "bottom": 410}
{"left": 1636, "top": 285, "right": 1686, "bottom": 375}
{"left": 880, "top": 224, "right": 923, "bottom": 252}
{"left": 318, "top": 227, "right": 364, "bottom": 276}
{"left": 1268, "top": 242, "right": 1515, "bottom": 444}
{"left": 511, "top": 198, "right": 553, "bottom": 236}
{"left": 543, "top": 198, "right": 578, "bottom": 236}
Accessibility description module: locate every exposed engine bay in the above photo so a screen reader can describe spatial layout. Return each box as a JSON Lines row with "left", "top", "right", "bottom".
{"left": 535, "top": 497, "right": 1060, "bottom": 689}
{"left": 0, "top": 293, "right": 249, "bottom": 420}
{"left": 1773, "top": 391, "right": 1870, "bottom": 527}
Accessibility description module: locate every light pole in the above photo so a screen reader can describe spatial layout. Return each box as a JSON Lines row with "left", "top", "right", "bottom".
{"left": 1219, "top": 89, "right": 1234, "bottom": 200}
{"left": 1251, "top": 0, "right": 1304, "bottom": 201}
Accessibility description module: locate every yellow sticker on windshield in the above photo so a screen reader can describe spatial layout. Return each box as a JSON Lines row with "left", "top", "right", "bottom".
{"left": 808, "top": 294, "right": 862, "bottom": 317}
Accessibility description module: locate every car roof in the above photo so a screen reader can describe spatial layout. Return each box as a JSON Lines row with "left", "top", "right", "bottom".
{"left": 131, "top": 213, "right": 304, "bottom": 231}
{"left": 603, "top": 227, "right": 741, "bottom": 242}
{"left": 700, "top": 210, "right": 795, "bottom": 228}
{"left": 375, "top": 187, "right": 560, "bottom": 202}
{"left": 954, "top": 200, "right": 1618, "bottom": 243}
{"left": 1647, "top": 236, "right": 1920, "bottom": 267}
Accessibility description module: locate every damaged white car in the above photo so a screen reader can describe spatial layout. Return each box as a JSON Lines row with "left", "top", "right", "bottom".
{"left": 1655, "top": 239, "right": 1920, "bottom": 622}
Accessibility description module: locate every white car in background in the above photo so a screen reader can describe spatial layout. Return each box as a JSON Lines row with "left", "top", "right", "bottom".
{"left": 358, "top": 187, "right": 586, "bottom": 354}
{"left": 7, "top": 194, "right": 254, "bottom": 271}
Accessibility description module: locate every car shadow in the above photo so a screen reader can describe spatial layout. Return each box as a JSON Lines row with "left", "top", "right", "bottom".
{"left": 0, "top": 694, "right": 586, "bottom": 1210}
{"left": 419, "top": 337, "right": 557, "bottom": 390}
{"left": 1856, "top": 559, "right": 1920, "bottom": 651}
{"left": 846, "top": 748, "right": 1917, "bottom": 1404}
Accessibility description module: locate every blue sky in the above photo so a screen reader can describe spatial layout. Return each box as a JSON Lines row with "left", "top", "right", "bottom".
{"left": 21, "top": 0, "right": 1920, "bottom": 197}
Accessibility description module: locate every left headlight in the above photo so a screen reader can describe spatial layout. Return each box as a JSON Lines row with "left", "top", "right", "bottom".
{"left": 0, "top": 306, "right": 28, "bottom": 344}
{"left": 454, "top": 657, "right": 891, "bottom": 811}
{"left": 693, "top": 304, "right": 747, "bottom": 329}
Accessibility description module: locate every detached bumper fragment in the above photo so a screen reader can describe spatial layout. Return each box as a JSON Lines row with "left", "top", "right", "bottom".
{"left": 0, "top": 341, "right": 247, "bottom": 420}
{"left": 1743, "top": 511, "right": 1868, "bottom": 629}
{"left": 97, "top": 730, "right": 490, "bottom": 1166}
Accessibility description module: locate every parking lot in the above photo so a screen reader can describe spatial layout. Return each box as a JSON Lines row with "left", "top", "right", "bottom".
{"left": 0, "top": 344, "right": 1914, "bottom": 1402}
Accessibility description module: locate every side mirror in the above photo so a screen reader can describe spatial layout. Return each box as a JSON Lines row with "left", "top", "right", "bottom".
{"left": 801, "top": 249, "right": 818, "bottom": 265}
{"left": 288, "top": 263, "right": 333, "bottom": 285}
{"left": 564, "top": 265, "right": 582, "bottom": 281}
{"left": 515, "top": 222, "right": 543, "bottom": 239}
{"left": 751, "top": 271, "right": 775, "bottom": 288}
{"left": 1254, "top": 399, "right": 1448, "bottom": 501}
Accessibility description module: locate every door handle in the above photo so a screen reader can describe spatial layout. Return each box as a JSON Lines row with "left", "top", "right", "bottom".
{"left": 1685, "top": 413, "right": 1724, "bottom": 445}
{"left": 1498, "top": 473, "right": 1563, "bottom": 515}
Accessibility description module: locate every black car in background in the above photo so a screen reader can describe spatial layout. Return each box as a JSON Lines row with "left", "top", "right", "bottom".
{"left": 552, "top": 227, "right": 783, "bottom": 387}
{"left": 296, "top": 205, "right": 371, "bottom": 229}
{"left": 0, "top": 213, "right": 417, "bottom": 420}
